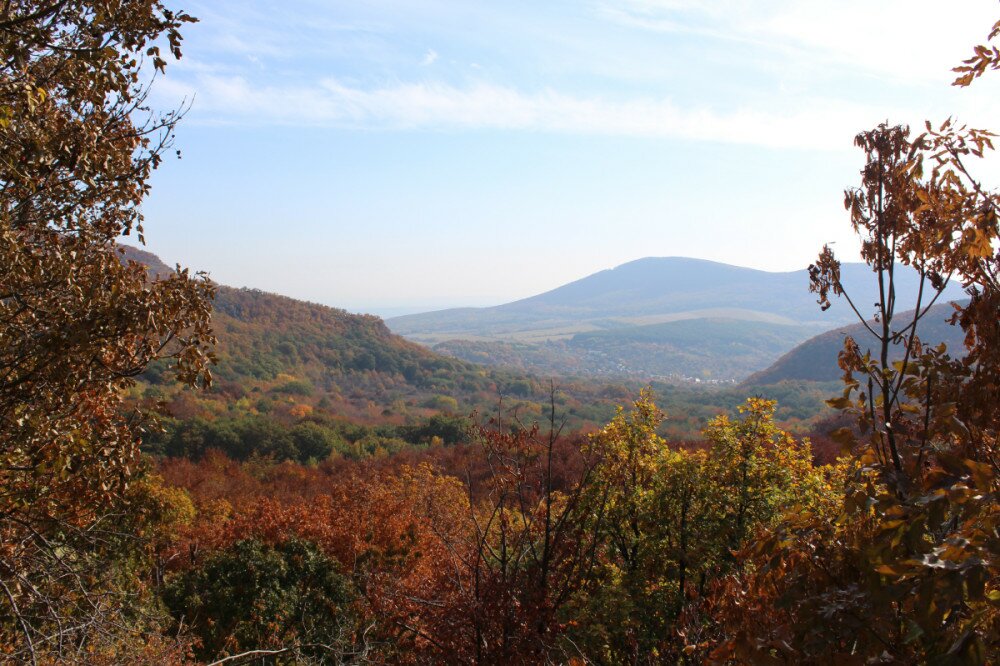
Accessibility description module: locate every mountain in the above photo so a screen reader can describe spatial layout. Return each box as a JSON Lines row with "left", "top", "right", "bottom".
{"left": 744, "top": 302, "right": 967, "bottom": 385}
{"left": 387, "top": 257, "right": 966, "bottom": 381}
{"left": 388, "top": 257, "right": 960, "bottom": 338}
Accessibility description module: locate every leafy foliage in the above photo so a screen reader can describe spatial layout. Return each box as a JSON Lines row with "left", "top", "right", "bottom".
{"left": 568, "top": 393, "right": 825, "bottom": 662}
{"left": 704, "top": 120, "right": 1000, "bottom": 664}
{"left": 0, "top": 1, "right": 213, "bottom": 661}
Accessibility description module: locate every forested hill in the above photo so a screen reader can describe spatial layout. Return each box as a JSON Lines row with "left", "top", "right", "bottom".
{"left": 120, "top": 245, "right": 515, "bottom": 420}
{"left": 744, "top": 301, "right": 967, "bottom": 385}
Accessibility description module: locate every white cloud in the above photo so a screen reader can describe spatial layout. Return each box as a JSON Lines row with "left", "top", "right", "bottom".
{"left": 157, "top": 72, "right": 910, "bottom": 150}
{"left": 148, "top": 1, "right": 998, "bottom": 151}
{"left": 598, "top": 0, "right": 998, "bottom": 84}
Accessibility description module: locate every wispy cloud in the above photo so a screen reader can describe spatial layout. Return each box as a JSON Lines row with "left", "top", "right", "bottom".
{"left": 597, "top": 0, "right": 996, "bottom": 84}
{"left": 157, "top": 73, "right": 902, "bottom": 150}
{"left": 152, "top": 1, "right": 995, "bottom": 151}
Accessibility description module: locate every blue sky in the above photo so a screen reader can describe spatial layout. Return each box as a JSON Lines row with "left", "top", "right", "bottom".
{"left": 141, "top": 0, "right": 1000, "bottom": 316}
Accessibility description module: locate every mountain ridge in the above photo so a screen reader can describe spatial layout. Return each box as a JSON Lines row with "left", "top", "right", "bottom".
{"left": 118, "top": 245, "right": 509, "bottom": 420}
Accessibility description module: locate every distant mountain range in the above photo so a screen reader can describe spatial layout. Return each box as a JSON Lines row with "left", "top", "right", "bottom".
{"left": 387, "top": 257, "right": 967, "bottom": 381}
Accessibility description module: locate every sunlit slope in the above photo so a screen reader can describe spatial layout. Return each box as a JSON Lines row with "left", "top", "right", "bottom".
{"left": 120, "top": 246, "right": 507, "bottom": 412}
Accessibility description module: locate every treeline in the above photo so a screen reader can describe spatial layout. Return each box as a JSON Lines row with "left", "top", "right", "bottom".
{"left": 145, "top": 412, "right": 471, "bottom": 462}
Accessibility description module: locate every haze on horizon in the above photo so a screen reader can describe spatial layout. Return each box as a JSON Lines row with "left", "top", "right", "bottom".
{"left": 139, "top": 0, "right": 1000, "bottom": 316}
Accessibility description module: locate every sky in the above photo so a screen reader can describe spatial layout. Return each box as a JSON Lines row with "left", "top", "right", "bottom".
{"left": 140, "top": 0, "right": 1000, "bottom": 316}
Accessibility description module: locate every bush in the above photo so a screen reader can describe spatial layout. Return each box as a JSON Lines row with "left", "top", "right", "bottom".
{"left": 423, "top": 395, "right": 459, "bottom": 412}
{"left": 273, "top": 379, "right": 314, "bottom": 396}
{"left": 163, "top": 539, "right": 357, "bottom": 662}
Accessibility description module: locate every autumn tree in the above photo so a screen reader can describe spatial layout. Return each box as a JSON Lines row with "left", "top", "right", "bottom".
{"left": 569, "top": 390, "right": 676, "bottom": 662}
{"left": 569, "top": 393, "right": 821, "bottom": 664}
{"left": 405, "top": 392, "right": 603, "bottom": 664}
{"left": 0, "top": 1, "right": 213, "bottom": 661}
{"left": 708, "top": 117, "right": 1000, "bottom": 662}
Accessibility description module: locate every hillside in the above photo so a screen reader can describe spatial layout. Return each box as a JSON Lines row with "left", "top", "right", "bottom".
{"left": 121, "top": 246, "right": 513, "bottom": 420}
{"left": 120, "top": 246, "right": 839, "bottom": 448}
{"left": 120, "top": 246, "right": 658, "bottom": 450}
{"left": 123, "top": 246, "right": 484, "bottom": 390}
{"left": 744, "top": 302, "right": 967, "bottom": 385}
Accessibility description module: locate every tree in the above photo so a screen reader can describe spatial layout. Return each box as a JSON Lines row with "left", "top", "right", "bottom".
{"left": 701, "top": 398, "right": 820, "bottom": 569}
{"left": 812, "top": 121, "right": 999, "bottom": 658}
{"left": 709, "top": 118, "right": 1000, "bottom": 663}
{"left": 412, "top": 391, "right": 602, "bottom": 664}
{"left": 570, "top": 389, "right": 673, "bottom": 663}
{"left": 570, "top": 394, "right": 821, "bottom": 663}
{"left": 0, "top": 1, "right": 213, "bottom": 661}
{"left": 809, "top": 124, "right": 975, "bottom": 490}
